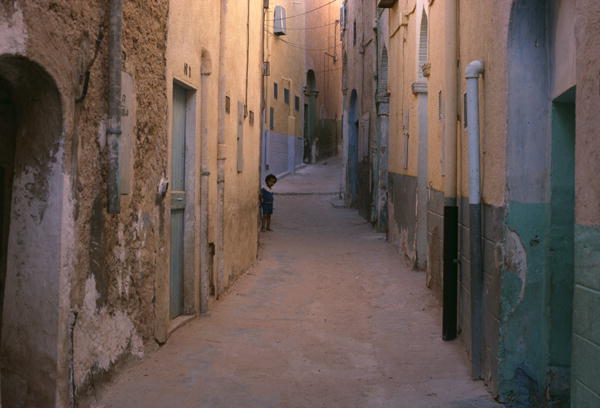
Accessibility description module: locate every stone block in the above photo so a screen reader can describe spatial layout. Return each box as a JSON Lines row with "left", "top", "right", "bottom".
{"left": 573, "top": 285, "right": 600, "bottom": 346}
{"left": 572, "top": 335, "right": 600, "bottom": 398}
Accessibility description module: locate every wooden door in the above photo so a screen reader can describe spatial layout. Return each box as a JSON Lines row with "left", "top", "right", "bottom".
{"left": 170, "top": 84, "right": 187, "bottom": 318}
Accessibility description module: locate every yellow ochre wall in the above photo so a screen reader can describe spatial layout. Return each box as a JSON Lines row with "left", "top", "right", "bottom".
{"left": 265, "top": 0, "right": 306, "bottom": 138}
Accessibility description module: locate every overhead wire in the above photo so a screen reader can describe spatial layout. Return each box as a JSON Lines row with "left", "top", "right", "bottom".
{"left": 267, "top": 31, "right": 341, "bottom": 51}
{"left": 266, "top": 20, "right": 338, "bottom": 31}
{"left": 265, "top": 0, "right": 337, "bottom": 21}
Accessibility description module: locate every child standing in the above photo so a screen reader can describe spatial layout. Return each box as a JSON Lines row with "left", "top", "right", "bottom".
{"left": 260, "top": 174, "right": 277, "bottom": 231}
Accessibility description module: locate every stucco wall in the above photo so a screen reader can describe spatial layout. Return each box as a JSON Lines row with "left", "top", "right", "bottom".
{"left": 342, "top": 0, "right": 377, "bottom": 216}
{"left": 265, "top": 0, "right": 306, "bottom": 139}
{"left": 220, "top": 0, "right": 262, "bottom": 290}
{"left": 0, "top": 0, "right": 170, "bottom": 405}
{"left": 572, "top": 0, "right": 600, "bottom": 406}
{"left": 305, "top": 0, "right": 342, "bottom": 122}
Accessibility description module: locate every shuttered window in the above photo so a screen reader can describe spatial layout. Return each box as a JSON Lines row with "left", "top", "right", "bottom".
{"left": 418, "top": 11, "right": 429, "bottom": 81}
{"left": 274, "top": 6, "right": 287, "bottom": 36}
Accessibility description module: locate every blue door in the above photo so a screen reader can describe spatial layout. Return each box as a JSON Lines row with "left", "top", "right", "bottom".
{"left": 170, "top": 84, "right": 187, "bottom": 318}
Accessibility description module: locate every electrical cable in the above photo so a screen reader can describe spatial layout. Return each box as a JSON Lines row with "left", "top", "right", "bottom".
{"left": 266, "top": 0, "right": 337, "bottom": 21}
{"left": 266, "top": 20, "right": 338, "bottom": 31}
{"left": 267, "top": 31, "right": 341, "bottom": 51}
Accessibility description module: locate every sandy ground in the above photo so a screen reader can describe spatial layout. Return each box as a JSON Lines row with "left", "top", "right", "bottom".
{"left": 91, "top": 159, "right": 502, "bottom": 408}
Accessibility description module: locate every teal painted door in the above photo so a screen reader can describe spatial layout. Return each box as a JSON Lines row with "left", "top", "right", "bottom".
{"left": 0, "top": 82, "right": 16, "bottom": 320}
{"left": 170, "top": 84, "right": 187, "bottom": 318}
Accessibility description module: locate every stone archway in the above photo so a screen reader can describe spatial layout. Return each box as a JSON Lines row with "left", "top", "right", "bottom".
{"left": 0, "top": 54, "right": 65, "bottom": 407}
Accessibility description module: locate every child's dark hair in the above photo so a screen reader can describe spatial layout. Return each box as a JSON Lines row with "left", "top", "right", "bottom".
{"left": 265, "top": 174, "right": 277, "bottom": 183}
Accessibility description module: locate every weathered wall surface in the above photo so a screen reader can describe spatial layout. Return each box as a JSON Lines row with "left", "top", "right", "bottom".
{"left": 383, "top": 0, "right": 555, "bottom": 403}
{"left": 221, "top": 0, "right": 262, "bottom": 291}
{"left": 0, "top": 0, "right": 264, "bottom": 406}
{"left": 342, "top": 0, "right": 377, "bottom": 219}
{"left": 0, "top": 0, "right": 170, "bottom": 405}
{"left": 388, "top": 1, "right": 426, "bottom": 266}
{"left": 572, "top": 0, "right": 600, "bottom": 406}
{"left": 71, "top": 0, "right": 170, "bottom": 400}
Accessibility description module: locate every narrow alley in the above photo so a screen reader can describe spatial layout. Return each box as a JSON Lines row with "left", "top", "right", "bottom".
{"left": 2, "top": 1, "right": 600, "bottom": 407}
{"left": 91, "top": 160, "right": 500, "bottom": 408}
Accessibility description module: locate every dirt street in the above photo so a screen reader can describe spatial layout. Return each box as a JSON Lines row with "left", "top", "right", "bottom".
{"left": 91, "top": 159, "right": 502, "bottom": 408}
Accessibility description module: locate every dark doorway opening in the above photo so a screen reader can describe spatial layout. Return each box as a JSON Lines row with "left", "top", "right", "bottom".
{"left": 0, "top": 54, "right": 64, "bottom": 407}
{"left": 347, "top": 90, "right": 359, "bottom": 206}
{"left": 547, "top": 86, "right": 576, "bottom": 404}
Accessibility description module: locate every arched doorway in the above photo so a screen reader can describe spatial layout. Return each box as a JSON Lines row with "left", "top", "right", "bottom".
{"left": 0, "top": 55, "right": 64, "bottom": 407}
{"left": 347, "top": 90, "right": 359, "bottom": 205}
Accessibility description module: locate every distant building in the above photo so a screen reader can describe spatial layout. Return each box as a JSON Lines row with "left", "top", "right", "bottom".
{"left": 304, "top": 0, "right": 343, "bottom": 163}
{"left": 263, "top": 0, "right": 307, "bottom": 179}
{"left": 341, "top": 0, "right": 385, "bottom": 228}
{"left": 262, "top": 0, "right": 342, "bottom": 180}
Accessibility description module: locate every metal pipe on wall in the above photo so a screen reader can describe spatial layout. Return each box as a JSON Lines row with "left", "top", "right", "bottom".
{"left": 215, "top": 0, "right": 228, "bottom": 299}
{"left": 442, "top": 0, "right": 459, "bottom": 341}
{"left": 107, "top": 0, "right": 123, "bottom": 214}
{"left": 465, "top": 59, "right": 484, "bottom": 380}
{"left": 199, "top": 65, "right": 210, "bottom": 313}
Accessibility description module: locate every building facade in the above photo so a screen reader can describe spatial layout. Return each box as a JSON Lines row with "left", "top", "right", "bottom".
{"left": 263, "top": 0, "right": 306, "bottom": 179}
{"left": 341, "top": 0, "right": 380, "bottom": 224}
{"left": 0, "top": 0, "right": 263, "bottom": 406}
{"left": 304, "top": 0, "right": 343, "bottom": 163}
{"left": 369, "top": 0, "right": 600, "bottom": 406}
{"left": 262, "top": 0, "right": 342, "bottom": 180}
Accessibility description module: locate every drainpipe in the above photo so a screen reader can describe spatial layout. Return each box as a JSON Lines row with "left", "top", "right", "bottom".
{"left": 215, "top": 0, "right": 228, "bottom": 299}
{"left": 465, "top": 59, "right": 484, "bottom": 380}
{"left": 259, "top": 2, "right": 266, "bottom": 230}
{"left": 199, "top": 65, "right": 210, "bottom": 313}
{"left": 107, "top": 0, "right": 122, "bottom": 214}
{"left": 442, "top": 0, "right": 458, "bottom": 341}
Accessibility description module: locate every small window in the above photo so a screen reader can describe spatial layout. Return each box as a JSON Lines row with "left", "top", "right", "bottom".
{"left": 274, "top": 6, "right": 287, "bottom": 36}
{"left": 284, "top": 88, "right": 290, "bottom": 105}
{"left": 274, "top": 82, "right": 278, "bottom": 100}
{"left": 294, "top": 95, "right": 300, "bottom": 111}
{"left": 353, "top": 20, "right": 357, "bottom": 46}
{"left": 269, "top": 107, "right": 274, "bottom": 130}
{"left": 438, "top": 90, "right": 443, "bottom": 122}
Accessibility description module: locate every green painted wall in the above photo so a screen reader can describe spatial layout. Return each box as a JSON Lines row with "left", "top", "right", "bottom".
{"left": 499, "top": 202, "right": 549, "bottom": 407}
{"left": 572, "top": 224, "right": 600, "bottom": 406}
{"left": 498, "top": 101, "right": 577, "bottom": 407}
{"left": 546, "top": 100, "right": 575, "bottom": 404}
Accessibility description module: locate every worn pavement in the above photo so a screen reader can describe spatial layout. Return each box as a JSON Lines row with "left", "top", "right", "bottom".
{"left": 91, "top": 158, "right": 502, "bottom": 408}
